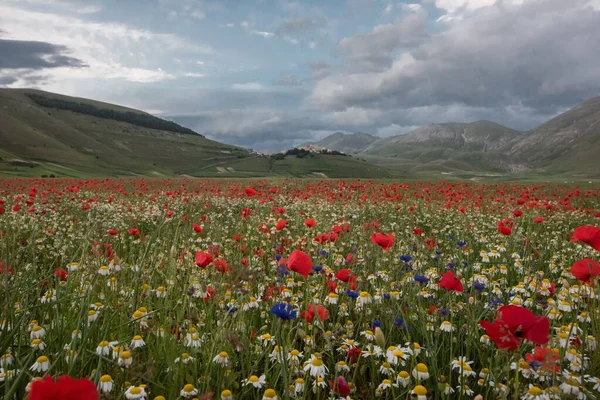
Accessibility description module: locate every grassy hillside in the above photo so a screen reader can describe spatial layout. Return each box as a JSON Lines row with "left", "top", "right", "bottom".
{"left": 508, "top": 97, "right": 600, "bottom": 176}
{"left": 305, "top": 132, "right": 379, "bottom": 154}
{"left": 0, "top": 89, "right": 391, "bottom": 178}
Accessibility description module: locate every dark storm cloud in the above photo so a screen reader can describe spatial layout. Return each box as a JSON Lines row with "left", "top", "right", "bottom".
{"left": 335, "top": 5, "right": 429, "bottom": 72}
{"left": 310, "top": 0, "right": 600, "bottom": 128}
{"left": 0, "top": 39, "right": 86, "bottom": 69}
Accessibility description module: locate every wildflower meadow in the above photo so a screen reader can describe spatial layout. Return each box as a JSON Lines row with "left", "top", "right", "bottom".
{"left": 1, "top": 178, "right": 600, "bottom": 400}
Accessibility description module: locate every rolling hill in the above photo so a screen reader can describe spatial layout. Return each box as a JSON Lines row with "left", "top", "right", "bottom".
{"left": 0, "top": 89, "right": 391, "bottom": 178}
{"left": 307, "top": 103, "right": 600, "bottom": 178}
{"left": 308, "top": 121, "right": 523, "bottom": 174}
{"left": 302, "top": 132, "right": 379, "bottom": 154}
{"left": 507, "top": 97, "right": 600, "bottom": 174}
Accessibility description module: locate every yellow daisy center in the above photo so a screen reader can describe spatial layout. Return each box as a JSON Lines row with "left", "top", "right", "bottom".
{"left": 413, "top": 385, "right": 427, "bottom": 395}
{"left": 311, "top": 358, "right": 324, "bottom": 366}
{"left": 183, "top": 384, "right": 195, "bottom": 393}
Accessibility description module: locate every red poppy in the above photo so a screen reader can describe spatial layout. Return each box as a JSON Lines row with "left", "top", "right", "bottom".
{"left": 304, "top": 218, "right": 316, "bottom": 228}
{"left": 438, "top": 271, "right": 463, "bottom": 292}
{"left": 106, "top": 229, "right": 118, "bottom": 236}
{"left": 480, "top": 305, "right": 549, "bottom": 351}
{"left": 570, "top": 258, "right": 600, "bottom": 283}
{"left": 497, "top": 220, "right": 513, "bottom": 236}
{"left": 214, "top": 259, "right": 231, "bottom": 274}
{"left": 301, "top": 304, "right": 329, "bottom": 323}
{"left": 128, "top": 228, "right": 140, "bottom": 236}
{"left": 166, "top": 210, "right": 174, "bottom": 218}
{"left": 12, "top": 204, "right": 21, "bottom": 212}
{"left": 513, "top": 209, "right": 523, "bottom": 217}
{"left": 276, "top": 219, "right": 288, "bottom": 231}
{"left": 1, "top": 261, "right": 13, "bottom": 274}
{"left": 329, "top": 376, "right": 351, "bottom": 396}
{"left": 241, "top": 208, "right": 252, "bottom": 219}
{"left": 347, "top": 347, "right": 362, "bottom": 363}
{"left": 29, "top": 375, "right": 99, "bottom": 400}
{"left": 244, "top": 187, "right": 257, "bottom": 197}
{"left": 571, "top": 225, "right": 600, "bottom": 251}
{"left": 195, "top": 251, "right": 214, "bottom": 268}
{"left": 413, "top": 227, "right": 423, "bottom": 235}
{"left": 326, "top": 280, "right": 337, "bottom": 293}
{"left": 335, "top": 268, "right": 355, "bottom": 283}
{"left": 370, "top": 232, "right": 395, "bottom": 251}
{"left": 54, "top": 268, "right": 68, "bottom": 281}
{"left": 193, "top": 223, "right": 203, "bottom": 233}
{"left": 533, "top": 217, "right": 544, "bottom": 223}
{"left": 287, "top": 249, "right": 312, "bottom": 278}
{"left": 525, "top": 346, "right": 560, "bottom": 373}
{"left": 424, "top": 237, "right": 436, "bottom": 250}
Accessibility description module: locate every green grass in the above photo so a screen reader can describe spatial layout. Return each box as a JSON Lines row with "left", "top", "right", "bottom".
{"left": 0, "top": 89, "right": 391, "bottom": 179}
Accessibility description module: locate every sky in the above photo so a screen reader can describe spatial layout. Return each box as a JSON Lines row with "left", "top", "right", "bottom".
{"left": 1, "top": 0, "right": 600, "bottom": 151}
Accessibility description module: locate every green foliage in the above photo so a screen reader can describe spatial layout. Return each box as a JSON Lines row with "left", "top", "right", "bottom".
{"left": 25, "top": 93, "right": 201, "bottom": 136}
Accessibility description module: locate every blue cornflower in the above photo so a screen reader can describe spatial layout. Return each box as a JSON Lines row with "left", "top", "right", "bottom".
{"left": 346, "top": 290, "right": 359, "bottom": 299}
{"left": 399, "top": 254, "right": 412, "bottom": 262}
{"left": 276, "top": 264, "right": 290, "bottom": 276}
{"left": 394, "top": 318, "right": 405, "bottom": 328}
{"left": 275, "top": 254, "right": 282, "bottom": 261}
{"left": 225, "top": 304, "right": 237, "bottom": 313}
{"left": 414, "top": 274, "right": 430, "bottom": 284}
{"left": 312, "top": 265, "right": 324, "bottom": 273}
{"left": 445, "top": 262, "right": 455, "bottom": 269}
{"left": 457, "top": 240, "right": 467, "bottom": 247}
{"left": 474, "top": 282, "right": 485, "bottom": 291}
{"left": 528, "top": 361, "right": 542, "bottom": 369}
{"left": 488, "top": 297, "right": 503, "bottom": 308}
{"left": 372, "top": 320, "right": 382, "bottom": 328}
{"left": 271, "top": 303, "right": 297, "bottom": 320}
{"left": 319, "top": 250, "right": 329, "bottom": 256}
{"left": 383, "top": 293, "right": 391, "bottom": 300}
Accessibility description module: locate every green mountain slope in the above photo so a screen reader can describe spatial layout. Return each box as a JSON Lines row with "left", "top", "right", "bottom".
{"left": 358, "top": 121, "right": 522, "bottom": 173}
{"left": 304, "top": 132, "right": 379, "bottom": 154}
{"left": 508, "top": 97, "right": 600, "bottom": 174}
{"left": 0, "top": 89, "right": 392, "bottom": 178}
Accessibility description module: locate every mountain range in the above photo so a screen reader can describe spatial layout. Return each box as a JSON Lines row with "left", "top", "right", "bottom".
{"left": 0, "top": 89, "right": 389, "bottom": 179}
{"left": 305, "top": 97, "right": 600, "bottom": 178}
{"left": 0, "top": 88, "right": 598, "bottom": 179}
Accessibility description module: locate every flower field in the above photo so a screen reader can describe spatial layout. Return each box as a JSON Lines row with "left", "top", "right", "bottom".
{"left": 1, "top": 178, "right": 600, "bottom": 400}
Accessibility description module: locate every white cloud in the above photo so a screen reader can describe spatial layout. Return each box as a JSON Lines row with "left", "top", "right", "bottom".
{"left": 0, "top": 3, "right": 210, "bottom": 88}
{"left": 377, "top": 124, "right": 419, "bottom": 137}
{"left": 311, "top": 0, "right": 600, "bottom": 118}
{"left": 184, "top": 72, "right": 205, "bottom": 77}
{"left": 76, "top": 5, "right": 101, "bottom": 14}
{"left": 251, "top": 30, "right": 275, "bottom": 38}
{"left": 383, "top": 3, "right": 393, "bottom": 14}
{"left": 231, "top": 82, "right": 267, "bottom": 91}
{"left": 435, "top": 0, "right": 496, "bottom": 13}
{"left": 284, "top": 36, "right": 300, "bottom": 45}
{"left": 191, "top": 9, "right": 205, "bottom": 19}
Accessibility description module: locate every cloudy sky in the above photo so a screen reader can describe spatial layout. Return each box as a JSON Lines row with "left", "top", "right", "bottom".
{"left": 1, "top": 0, "right": 600, "bottom": 151}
